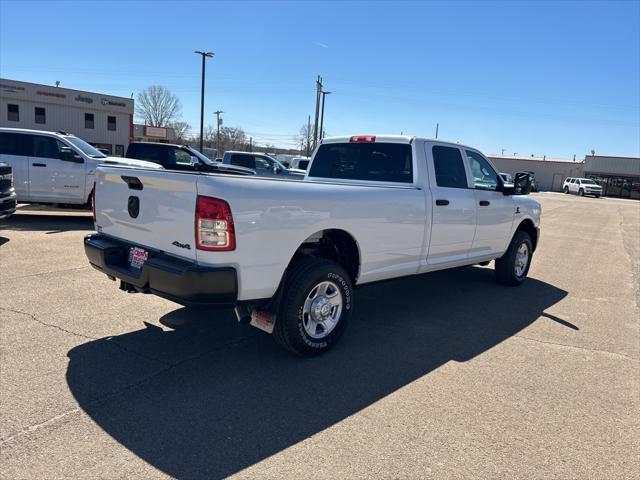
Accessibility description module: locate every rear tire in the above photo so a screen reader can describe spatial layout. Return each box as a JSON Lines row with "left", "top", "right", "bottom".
{"left": 495, "top": 231, "right": 533, "bottom": 286}
{"left": 563, "top": 186, "right": 569, "bottom": 194}
{"left": 273, "top": 258, "right": 353, "bottom": 356}
{"left": 595, "top": 194, "right": 600, "bottom": 198}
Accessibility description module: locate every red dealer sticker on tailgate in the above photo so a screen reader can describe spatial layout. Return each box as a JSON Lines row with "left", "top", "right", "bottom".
{"left": 129, "top": 247, "right": 149, "bottom": 269}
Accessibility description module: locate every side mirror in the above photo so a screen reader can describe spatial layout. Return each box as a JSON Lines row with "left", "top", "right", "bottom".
{"left": 273, "top": 165, "right": 282, "bottom": 174}
{"left": 190, "top": 155, "right": 199, "bottom": 166}
{"left": 60, "top": 147, "right": 84, "bottom": 163}
{"left": 513, "top": 172, "right": 532, "bottom": 195}
{"left": 501, "top": 182, "right": 516, "bottom": 196}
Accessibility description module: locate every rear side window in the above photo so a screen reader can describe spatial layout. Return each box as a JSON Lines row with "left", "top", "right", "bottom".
{"left": 432, "top": 146, "right": 468, "bottom": 188}
{"left": 309, "top": 142, "right": 413, "bottom": 183}
{"left": 229, "top": 154, "right": 255, "bottom": 169}
{"left": 127, "top": 144, "right": 167, "bottom": 164}
{"left": 0, "top": 132, "right": 32, "bottom": 156}
{"left": 298, "top": 160, "right": 309, "bottom": 170}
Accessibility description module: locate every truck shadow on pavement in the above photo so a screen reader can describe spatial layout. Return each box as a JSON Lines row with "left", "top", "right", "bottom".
{"left": 0, "top": 212, "right": 93, "bottom": 234}
{"left": 66, "top": 266, "right": 568, "bottom": 479}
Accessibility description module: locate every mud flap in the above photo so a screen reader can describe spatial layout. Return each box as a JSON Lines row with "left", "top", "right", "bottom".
{"left": 250, "top": 310, "right": 276, "bottom": 334}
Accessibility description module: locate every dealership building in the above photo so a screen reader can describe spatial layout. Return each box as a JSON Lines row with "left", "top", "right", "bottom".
{"left": 0, "top": 78, "right": 133, "bottom": 156}
{"left": 489, "top": 154, "right": 640, "bottom": 199}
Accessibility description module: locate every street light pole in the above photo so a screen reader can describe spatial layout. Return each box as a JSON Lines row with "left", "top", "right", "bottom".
{"left": 194, "top": 50, "right": 214, "bottom": 152}
{"left": 319, "top": 91, "right": 331, "bottom": 140}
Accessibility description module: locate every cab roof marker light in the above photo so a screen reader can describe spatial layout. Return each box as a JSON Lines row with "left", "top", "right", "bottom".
{"left": 350, "top": 135, "right": 376, "bottom": 143}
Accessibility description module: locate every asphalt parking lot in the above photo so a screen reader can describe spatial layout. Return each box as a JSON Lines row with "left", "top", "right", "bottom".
{"left": 0, "top": 193, "right": 638, "bottom": 479}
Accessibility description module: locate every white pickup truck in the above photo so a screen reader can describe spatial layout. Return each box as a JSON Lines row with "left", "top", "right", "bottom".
{"left": 85, "top": 135, "right": 541, "bottom": 356}
{"left": 0, "top": 128, "right": 160, "bottom": 207}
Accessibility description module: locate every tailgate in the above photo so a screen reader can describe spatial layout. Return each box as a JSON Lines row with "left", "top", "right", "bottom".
{"left": 94, "top": 166, "right": 198, "bottom": 260}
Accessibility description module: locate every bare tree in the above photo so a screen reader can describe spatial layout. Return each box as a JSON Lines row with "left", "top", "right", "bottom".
{"left": 296, "top": 122, "right": 315, "bottom": 156}
{"left": 169, "top": 121, "right": 191, "bottom": 143}
{"left": 136, "top": 85, "right": 182, "bottom": 126}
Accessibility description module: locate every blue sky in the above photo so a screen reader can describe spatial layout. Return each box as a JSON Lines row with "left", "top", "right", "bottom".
{"left": 1, "top": 0, "right": 638, "bottom": 157}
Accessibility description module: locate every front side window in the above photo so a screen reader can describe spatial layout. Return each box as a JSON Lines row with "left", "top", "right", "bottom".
{"left": 309, "top": 142, "right": 413, "bottom": 183}
{"left": 0, "top": 132, "right": 32, "bottom": 156}
{"left": 35, "top": 107, "right": 46, "bottom": 124}
{"left": 432, "top": 145, "right": 468, "bottom": 188}
{"left": 465, "top": 150, "right": 498, "bottom": 191}
{"left": 33, "top": 135, "right": 61, "bottom": 159}
{"left": 255, "top": 156, "right": 273, "bottom": 171}
{"left": 85, "top": 113, "right": 94, "bottom": 129}
{"left": 107, "top": 116, "right": 116, "bottom": 131}
{"left": 7, "top": 104, "right": 19, "bottom": 121}
{"left": 173, "top": 148, "right": 193, "bottom": 165}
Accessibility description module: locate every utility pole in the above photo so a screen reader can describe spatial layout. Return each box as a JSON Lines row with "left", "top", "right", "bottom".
{"left": 214, "top": 110, "right": 224, "bottom": 156}
{"left": 194, "top": 50, "right": 214, "bottom": 153}
{"left": 435, "top": 123, "right": 439, "bottom": 139}
{"left": 319, "top": 91, "right": 331, "bottom": 141}
{"left": 312, "top": 75, "right": 322, "bottom": 149}
{"left": 249, "top": 137, "right": 253, "bottom": 152}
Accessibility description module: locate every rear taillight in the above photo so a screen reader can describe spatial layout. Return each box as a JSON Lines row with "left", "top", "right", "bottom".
{"left": 350, "top": 135, "right": 376, "bottom": 143}
{"left": 195, "top": 195, "right": 235, "bottom": 251}
{"left": 91, "top": 183, "right": 96, "bottom": 222}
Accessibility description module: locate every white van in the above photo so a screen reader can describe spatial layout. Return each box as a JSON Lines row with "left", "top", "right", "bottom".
{"left": 0, "top": 128, "right": 160, "bottom": 206}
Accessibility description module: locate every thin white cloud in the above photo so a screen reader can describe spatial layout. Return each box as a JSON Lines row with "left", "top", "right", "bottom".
{"left": 314, "top": 42, "right": 329, "bottom": 49}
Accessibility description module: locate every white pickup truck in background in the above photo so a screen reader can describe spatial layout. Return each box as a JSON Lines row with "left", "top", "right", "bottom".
{"left": 0, "top": 128, "right": 160, "bottom": 207}
{"left": 85, "top": 135, "right": 541, "bottom": 356}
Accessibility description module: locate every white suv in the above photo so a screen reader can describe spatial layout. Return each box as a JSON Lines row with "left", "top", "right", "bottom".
{"left": 563, "top": 177, "right": 603, "bottom": 198}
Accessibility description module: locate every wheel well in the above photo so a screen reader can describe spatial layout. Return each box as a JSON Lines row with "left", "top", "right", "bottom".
{"left": 516, "top": 219, "right": 538, "bottom": 251}
{"left": 288, "top": 229, "right": 360, "bottom": 282}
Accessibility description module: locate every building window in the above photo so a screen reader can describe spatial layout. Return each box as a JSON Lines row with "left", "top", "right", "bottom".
{"left": 7, "top": 104, "right": 19, "bottom": 122}
{"left": 35, "top": 107, "right": 46, "bottom": 124}
{"left": 85, "top": 113, "right": 94, "bottom": 129}
{"left": 107, "top": 116, "right": 116, "bottom": 131}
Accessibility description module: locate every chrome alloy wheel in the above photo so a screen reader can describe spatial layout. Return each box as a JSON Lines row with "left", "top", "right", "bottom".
{"left": 514, "top": 242, "right": 530, "bottom": 278}
{"left": 302, "top": 280, "right": 343, "bottom": 339}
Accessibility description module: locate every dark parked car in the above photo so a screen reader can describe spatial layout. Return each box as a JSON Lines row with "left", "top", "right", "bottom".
{"left": 0, "top": 162, "right": 17, "bottom": 219}
{"left": 126, "top": 142, "right": 254, "bottom": 175}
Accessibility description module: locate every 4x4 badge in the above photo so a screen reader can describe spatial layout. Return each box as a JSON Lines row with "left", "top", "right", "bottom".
{"left": 171, "top": 241, "right": 191, "bottom": 250}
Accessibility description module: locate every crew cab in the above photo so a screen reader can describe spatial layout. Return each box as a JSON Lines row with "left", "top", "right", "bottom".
{"left": 85, "top": 135, "right": 541, "bottom": 356}
{"left": 0, "top": 128, "right": 160, "bottom": 206}
{"left": 0, "top": 162, "right": 16, "bottom": 219}
{"left": 563, "top": 177, "right": 602, "bottom": 197}
{"left": 221, "top": 151, "right": 304, "bottom": 178}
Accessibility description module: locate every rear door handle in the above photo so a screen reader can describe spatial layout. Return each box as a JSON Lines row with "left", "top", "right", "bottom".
{"left": 435, "top": 199, "right": 449, "bottom": 206}
{"left": 32, "top": 163, "right": 46, "bottom": 167}
{"left": 479, "top": 200, "right": 490, "bottom": 206}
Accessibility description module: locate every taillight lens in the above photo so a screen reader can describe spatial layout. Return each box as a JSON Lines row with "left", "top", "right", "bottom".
{"left": 195, "top": 195, "right": 235, "bottom": 251}
{"left": 350, "top": 135, "right": 376, "bottom": 143}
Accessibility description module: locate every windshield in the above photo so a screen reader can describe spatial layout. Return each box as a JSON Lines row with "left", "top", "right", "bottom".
{"left": 65, "top": 136, "right": 107, "bottom": 158}
{"left": 580, "top": 179, "right": 597, "bottom": 185}
{"left": 185, "top": 146, "right": 215, "bottom": 166}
